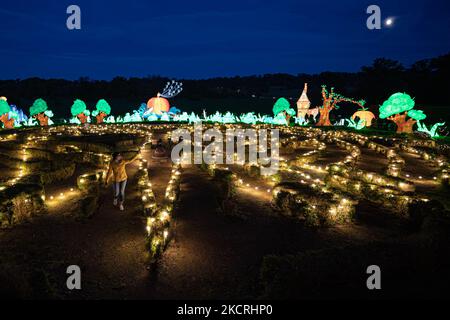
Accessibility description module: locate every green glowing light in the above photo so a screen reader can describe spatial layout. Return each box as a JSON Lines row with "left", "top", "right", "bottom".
{"left": 0, "top": 99, "right": 10, "bottom": 115}
{"left": 407, "top": 109, "right": 426, "bottom": 121}
{"left": 346, "top": 118, "right": 366, "bottom": 130}
{"left": 273, "top": 98, "right": 291, "bottom": 116}
{"left": 71, "top": 99, "right": 88, "bottom": 116}
{"left": 94, "top": 99, "right": 111, "bottom": 116}
{"left": 379, "top": 93, "right": 415, "bottom": 119}
{"left": 30, "top": 98, "right": 49, "bottom": 116}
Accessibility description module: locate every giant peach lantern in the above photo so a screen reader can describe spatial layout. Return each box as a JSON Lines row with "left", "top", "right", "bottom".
{"left": 146, "top": 80, "right": 183, "bottom": 116}
{"left": 147, "top": 93, "right": 171, "bottom": 115}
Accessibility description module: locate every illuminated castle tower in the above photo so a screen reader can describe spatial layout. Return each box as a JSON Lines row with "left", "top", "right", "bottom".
{"left": 297, "top": 83, "right": 311, "bottom": 119}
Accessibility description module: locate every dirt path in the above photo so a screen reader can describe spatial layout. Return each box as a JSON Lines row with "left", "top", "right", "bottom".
{"left": 0, "top": 149, "right": 149, "bottom": 299}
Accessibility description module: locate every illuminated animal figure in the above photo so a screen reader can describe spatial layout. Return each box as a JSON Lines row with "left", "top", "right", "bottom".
{"left": 305, "top": 107, "right": 320, "bottom": 122}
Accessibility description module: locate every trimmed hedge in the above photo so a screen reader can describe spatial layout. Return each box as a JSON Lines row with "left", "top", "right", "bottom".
{"left": 0, "top": 180, "right": 45, "bottom": 227}
{"left": 272, "top": 182, "right": 357, "bottom": 227}
{"left": 40, "top": 163, "right": 76, "bottom": 185}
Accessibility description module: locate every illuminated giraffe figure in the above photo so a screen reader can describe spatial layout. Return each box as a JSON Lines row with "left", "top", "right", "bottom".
{"left": 297, "top": 83, "right": 311, "bottom": 120}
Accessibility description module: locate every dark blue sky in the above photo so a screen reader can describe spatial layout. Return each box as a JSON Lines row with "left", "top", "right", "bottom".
{"left": 1, "top": 0, "right": 449, "bottom": 79}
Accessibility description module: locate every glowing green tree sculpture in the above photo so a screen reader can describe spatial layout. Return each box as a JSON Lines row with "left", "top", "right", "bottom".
{"left": 317, "top": 85, "right": 365, "bottom": 126}
{"left": 379, "top": 93, "right": 425, "bottom": 133}
{"left": 71, "top": 99, "right": 89, "bottom": 124}
{"left": 93, "top": 99, "right": 111, "bottom": 124}
{"left": 0, "top": 99, "right": 14, "bottom": 129}
{"left": 30, "top": 98, "right": 51, "bottom": 126}
{"left": 273, "top": 98, "right": 296, "bottom": 124}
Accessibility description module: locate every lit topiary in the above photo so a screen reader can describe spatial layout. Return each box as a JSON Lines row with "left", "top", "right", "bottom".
{"left": 93, "top": 99, "right": 111, "bottom": 124}
{"left": 379, "top": 93, "right": 424, "bottom": 133}
{"left": 0, "top": 99, "right": 14, "bottom": 129}
{"left": 71, "top": 99, "right": 89, "bottom": 124}
{"left": 29, "top": 98, "right": 52, "bottom": 126}
{"left": 273, "top": 98, "right": 296, "bottom": 124}
{"left": 407, "top": 109, "right": 426, "bottom": 121}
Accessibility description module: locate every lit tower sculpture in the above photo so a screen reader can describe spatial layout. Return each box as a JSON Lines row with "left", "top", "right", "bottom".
{"left": 297, "top": 83, "right": 311, "bottom": 119}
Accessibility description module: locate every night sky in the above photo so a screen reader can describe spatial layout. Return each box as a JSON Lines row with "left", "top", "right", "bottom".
{"left": 1, "top": 0, "right": 449, "bottom": 80}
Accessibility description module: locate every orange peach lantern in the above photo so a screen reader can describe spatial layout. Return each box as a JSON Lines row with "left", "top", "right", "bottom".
{"left": 147, "top": 93, "right": 170, "bottom": 115}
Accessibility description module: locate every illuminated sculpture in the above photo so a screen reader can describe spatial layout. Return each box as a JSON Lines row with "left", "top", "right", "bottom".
{"left": 262, "top": 115, "right": 274, "bottom": 124}
{"left": 417, "top": 121, "right": 446, "bottom": 138}
{"left": 240, "top": 112, "right": 258, "bottom": 125}
{"left": 273, "top": 113, "right": 288, "bottom": 125}
{"left": 346, "top": 118, "right": 365, "bottom": 130}
{"left": 379, "top": 93, "right": 425, "bottom": 134}
{"left": 317, "top": 85, "right": 365, "bottom": 126}
{"left": 174, "top": 112, "right": 189, "bottom": 122}
{"left": 147, "top": 93, "right": 170, "bottom": 115}
{"left": 147, "top": 80, "right": 183, "bottom": 115}
{"left": 222, "top": 112, "right": 237, "bottom": 124}
{"left": 296, "top": 83, "right": 311, "bottom": 119}
{"left": 305, "top": 107, "right": 320, "bottom": 122}
{"left": 273, "top": 98, "right": 296, "bottom": 124}
{"left": 92, "top": 99, "right": 111, "bottom": 124}
{"left": 29, "top": 98, "right": 54, "bottom": 126}
{"left": 0, "top": 99, "right": 14, "bottom": 129}
{"left": 351, "top": 107, "right": 376, "bottom": 127}
{"left": 10, "top": 105, "right": 28, "bottom": 123}
{"left": 169, "top": 107, "right": 181, "bottom": 116}
{"left": 188, "top": 112, "right": 201, "bottom": 124}
{"left": 160, "top": 113, "right": 170, "bottom": 122}
{"left": 294, "top": 116, "right": 308, "bottom": 126}
{"left": 138, "top": 103, "right": 148, "bottom": 119}
{"left": 71, "top": 99, "right": 90, "bottom": 124}
{"left": 208, "top": 111, "right": 223, "bottom": 123}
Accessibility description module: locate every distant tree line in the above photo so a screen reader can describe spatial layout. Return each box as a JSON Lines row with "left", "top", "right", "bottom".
{"left": 0, "top": 53, "right": 449, "bottom": 120}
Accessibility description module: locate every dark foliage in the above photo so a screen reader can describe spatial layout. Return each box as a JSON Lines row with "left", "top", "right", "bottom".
{"left": 1, "top": 54, "right": 449, "bottom": 122}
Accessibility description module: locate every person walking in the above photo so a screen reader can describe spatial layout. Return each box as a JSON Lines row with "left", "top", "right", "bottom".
{"left": 105, "top": 152, "right": 139, "bottom": 211}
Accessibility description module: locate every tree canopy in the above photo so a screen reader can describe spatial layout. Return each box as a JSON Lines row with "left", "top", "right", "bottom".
{"left": 407, "top": 109, "right": 427, "bottom": 121}
{"left": 30, "top": 98, "right": 49, "bottom": 116}
{"left": 71, "top": 99, "right": 87, "bottom": 116}
{"left": 95, "top": 99, "right": 111, "bottom": 115}
{"left": 379, "top": 93, "right": 415, "bottom": 119}
{"left": 273, "top": 98, "right": 294, "bottom": 116}
{"left": 0, "top": 99, "right": 10, "bottom": 115}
